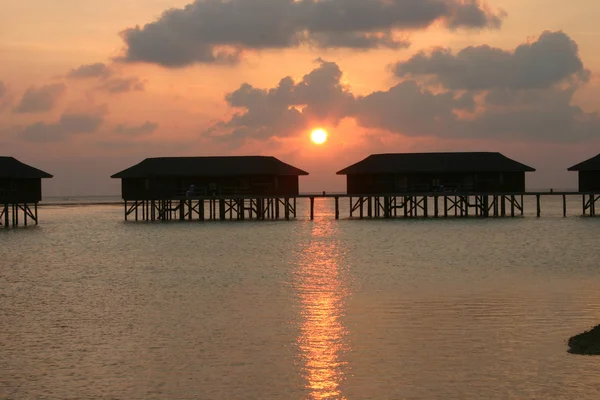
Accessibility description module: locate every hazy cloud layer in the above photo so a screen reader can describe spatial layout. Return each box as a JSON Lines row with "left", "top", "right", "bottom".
{"left": 65, "top": 62, "right": 146, "bottom": 94}
{"left": 392, "top": 31, "right": 589, "bottom": 90}
{"left": 20, "top": 110, "right": 105, "bottom": 142}
{"left": 14, "top": 83, "right": 67, "bottom": 113}
{"left": 120, "top": 0, "right": 503, "bottom": 67}
{"left": 67, "top": 63, "right": 112, "bottom": 79}
{"left": 115, "top": 121, "right": 158, "bottom": 136}
{"left": 210, "top": 32, "right": 600, "bottom": 144}
{"left": 97, "top": 76, "right": 145, "bottom": 93}
{"left": 0, "top": 81, "right": 8, "bottom": 113}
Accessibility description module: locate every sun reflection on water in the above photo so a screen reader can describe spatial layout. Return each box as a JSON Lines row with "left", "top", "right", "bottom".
{"left": 296, "top": 220, "right": 350, "bottom": 400}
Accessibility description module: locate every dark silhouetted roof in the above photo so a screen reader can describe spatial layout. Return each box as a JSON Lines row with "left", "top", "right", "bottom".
{"left": 337, "top": 152, "right": 535, "bottom": 175}
{"left": 568, "top": 154, "right": 600, "bottom": 171}
{"left": 111, "top": 156, "right": 309, "bottom": 179}
{"left": 0, "top": 157, "right": 53, "bottom": 179}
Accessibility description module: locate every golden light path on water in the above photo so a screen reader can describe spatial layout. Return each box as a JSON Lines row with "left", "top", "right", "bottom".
{"left": 296, "top": 219, "right": 350, "bottom": 400}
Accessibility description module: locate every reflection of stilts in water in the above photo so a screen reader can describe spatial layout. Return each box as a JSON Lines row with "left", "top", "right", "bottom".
{"left": 296, "top": 222, "right": 349, "bottom": 400}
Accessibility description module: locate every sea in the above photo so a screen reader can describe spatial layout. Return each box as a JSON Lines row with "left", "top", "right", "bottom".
{"left": 2, "top": 195, "right": 600, "bottom": 399}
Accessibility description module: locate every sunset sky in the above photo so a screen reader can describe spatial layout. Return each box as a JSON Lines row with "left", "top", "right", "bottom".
{"left": 2, "top": 0, "right": 599, "bottom": 196}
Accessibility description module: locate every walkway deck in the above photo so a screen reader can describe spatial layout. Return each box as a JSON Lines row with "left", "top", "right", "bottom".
{"left": 121, "top": 191, "right": 600, "bottom": 221}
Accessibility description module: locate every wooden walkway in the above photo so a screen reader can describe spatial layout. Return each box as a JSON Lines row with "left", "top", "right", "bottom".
{"left": 121, "top": 191, "right": 600, "bottom": 222}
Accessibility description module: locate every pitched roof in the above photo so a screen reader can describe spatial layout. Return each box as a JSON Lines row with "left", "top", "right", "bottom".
{"left": 111, "top": 156, "right": 309, "bottom": 179}
{"left": 0, "top": 157, "right": 53, "bottom": 179}
{"left": 568, "top": 154, "right": 600, "bottom": 171}
{"left": 337, "top": 152, "right": 535, "bottom": 175}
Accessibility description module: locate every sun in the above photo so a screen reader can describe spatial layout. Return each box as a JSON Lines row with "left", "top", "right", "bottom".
{"left": 311, "top": 128, "right": 328, "bottom": 145}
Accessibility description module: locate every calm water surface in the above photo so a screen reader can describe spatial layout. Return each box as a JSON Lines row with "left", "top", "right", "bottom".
{"left": 2, "top": 198, "right": 600, "bottom": 399}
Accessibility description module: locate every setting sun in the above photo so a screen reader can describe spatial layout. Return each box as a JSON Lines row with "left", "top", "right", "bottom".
{"left": 311, "top": 129, "right": 328, "bottom": 145}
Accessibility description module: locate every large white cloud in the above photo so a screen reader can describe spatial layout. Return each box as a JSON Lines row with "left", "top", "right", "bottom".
{"left": 392, "top": 31, "right": 589, "bottom": 90}
{"left": 208, "top": 31, "right": 600, "bottom": 145}
{"left": 119, "top": 0, "right": 504, "bottom": 67}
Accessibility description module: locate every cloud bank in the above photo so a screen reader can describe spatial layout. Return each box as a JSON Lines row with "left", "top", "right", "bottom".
{"left": 119, "top": 0, "right": 504, "bottom": 67}
{"left": 209, "top": 31, "right": 600, "bottom": 144}
{"left": 391, "top": 30, "right": 589, "bottom": 90}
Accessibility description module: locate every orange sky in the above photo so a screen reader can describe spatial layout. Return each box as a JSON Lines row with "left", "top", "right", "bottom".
{"left": 1, "top": 0, "right": 599, "bottom": 196}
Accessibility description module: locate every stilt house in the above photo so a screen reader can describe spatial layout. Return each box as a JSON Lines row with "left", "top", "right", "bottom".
{"left": 111, "top": 156, "right": 309, "bottom": 199}
{"left": 0, "top": 156, "right": 53, "bottom": 226}
{"left": 337, "top": 152, "right": 535, "bottom": 194}
{"left": 568, "top": 154, "right": 600, "bottom": 192}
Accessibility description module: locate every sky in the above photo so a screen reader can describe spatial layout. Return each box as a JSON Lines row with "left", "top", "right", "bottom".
{"left": 1, "top": 0, "right": 600, "bottom": 196}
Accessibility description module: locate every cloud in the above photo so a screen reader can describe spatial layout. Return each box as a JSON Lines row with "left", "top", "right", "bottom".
{"left": 209, "top": 58, "right": 354, "bottom": 143}
{"left": 115, "top": 121, "right": 158, "bottom": 136}
{"left": 67, "top": 63, "right": 112, "bottom": 79}
{"left": 0, "top": 81, "right": 9, "bottom": 113}
{"left": 97, "top": 76, "right": 145, "bottom": 93}
{"left": 208, "top": 32, "right": 600, "bottom": 144}
{"left": 354, "top": 83, "right": 600, "bottom": 142}
{"left": 20, "top": 110, "right": 105, "bottom": 142}
{"left": 354, "top": 80, "right": 467, "bottom": 137}
{"left": 119, "top": 0, "right": 504, "bottom": 67}
{"left": 446, "top": 0, "right": 504, "bottom": 30}
{"left": 392, "top": 31, "right": 589, "bottom": 90}
{"left": 14, "top": 83, "right": 67, "bottom": 113}
{"left": 65, "top": 62, "right": 146, "bottom": 94}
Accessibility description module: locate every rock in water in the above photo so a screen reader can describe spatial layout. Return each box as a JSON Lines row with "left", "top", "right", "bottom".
{"left": 568, "top": 324, "right": 600, "bottom": 355}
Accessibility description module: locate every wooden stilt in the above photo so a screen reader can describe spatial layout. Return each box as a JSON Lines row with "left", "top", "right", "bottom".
{"left": 508, "top": 195, "right": 513, "bottom": 217}
{"left": 310, "top": 197, "right": 314, "bottom": 220}
{"left": 284, "top": 198, "right": 290, "bottom": 220}
{"left": 443, "top": 196, "right": 448, "bottom": 217}
{"left": 359, "top": 197, "right": 364, "bottom": 219}
{"left": 454, "top": 196, "right": 458, "bottom": 216}
{"left": 335, "top": 196, "right": 339, "bottom": 220}
{"left": 349, "top": 197, "right": 353, "bottom": 218}
{"left": 563, "top": 194, "right": 567, "bottom": 217}
{"left": 293, "top": 198, "right": 297, "bottom": 218}
{"left": 521, "top": 195, "right": 524, "bottom": 216}
{"left": 536, "top": 194, "right": 541, "bottom": 217}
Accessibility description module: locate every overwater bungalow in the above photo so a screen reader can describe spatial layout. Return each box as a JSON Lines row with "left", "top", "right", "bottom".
{"left": 337, "top": 152, "right": 535, "bottom": 194}
{"left": 567, "top": 154, "right": 600, "bottom": 192}
{"left": 111, "top": 156, "right": 309, "bottom": 221}
{"left": 0, "top": 156, "right": 53, "bottom": 226}
{"left": 111, "top": 156, "right": 309, "bottom": 199}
